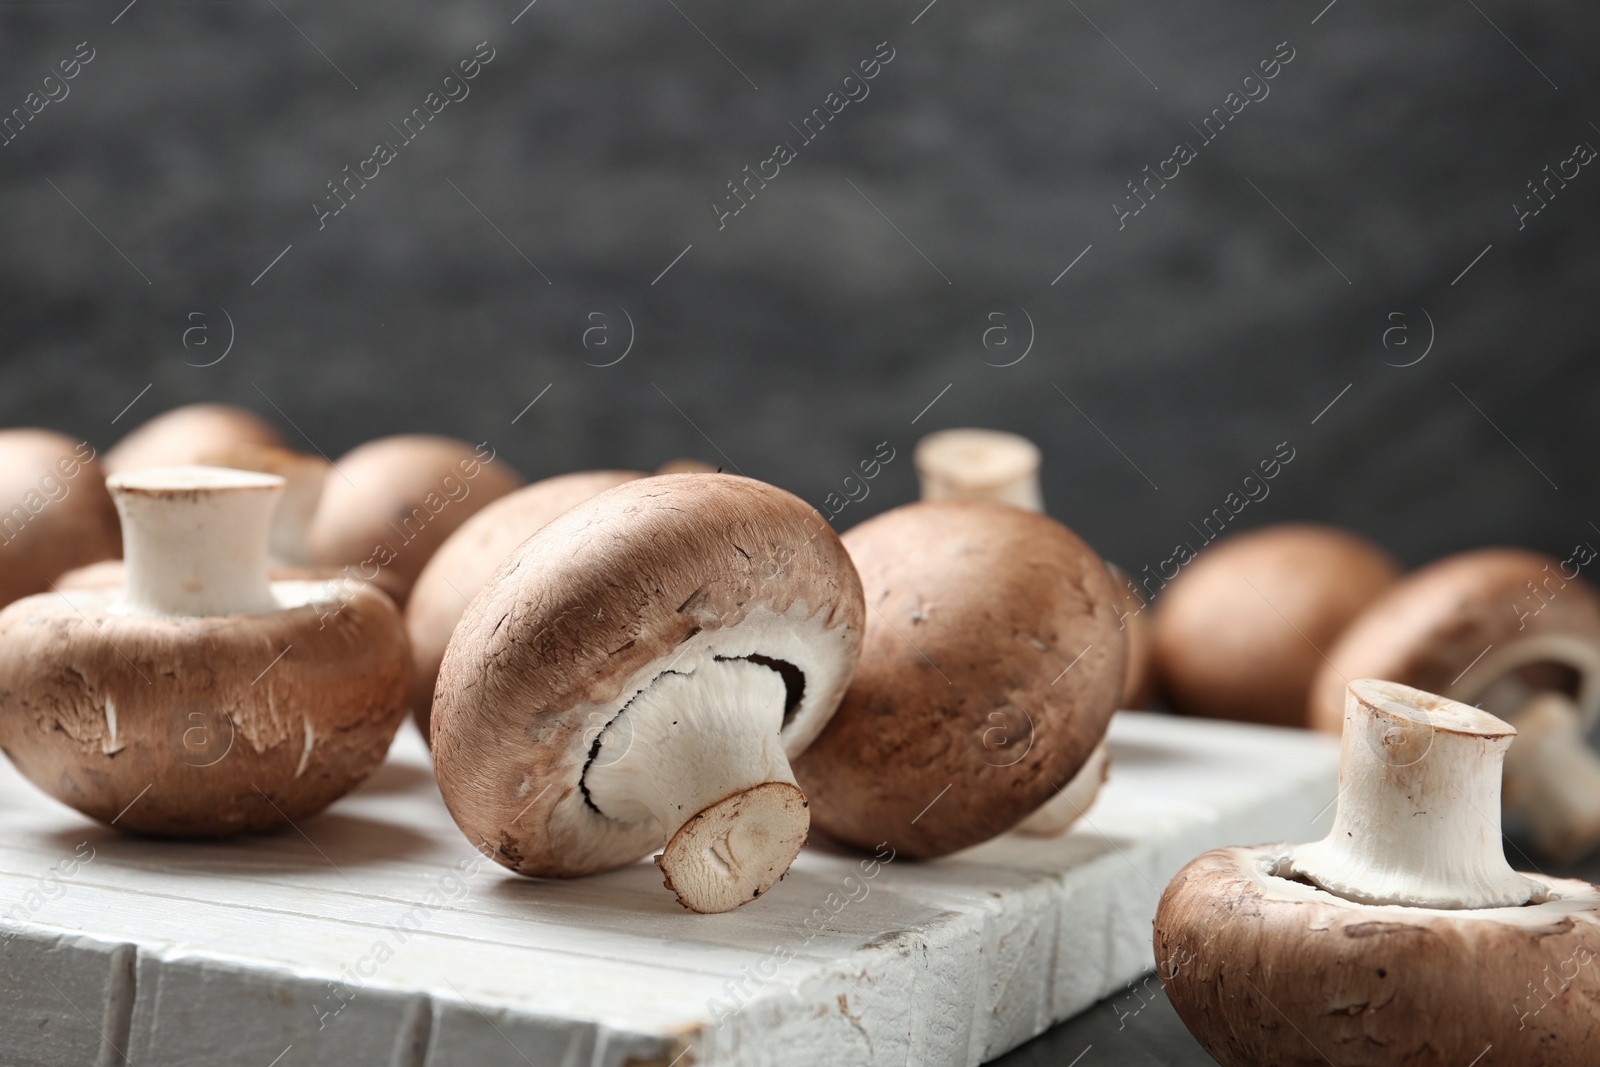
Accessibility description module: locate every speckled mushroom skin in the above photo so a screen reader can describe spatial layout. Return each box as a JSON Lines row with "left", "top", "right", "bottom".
{"left": 0, "top": 580, "right": 408, "bottom": 836}
{"left": 405, "top": 469, "right": 645, "bottom": 732}
{"left": 1309, "top": 549, "right": 1600, "bottom": 734}
{"left": 0, "top": 430, "right": 121, "bottom": 608}
{"left": 1155, "top": 524, "right": 1399, "bottom": 728}
{"left": 431, "top": 473, "right": 865, "bottom": 879}
{"left": 308, "top": 435, "right": 524, "bottom": 608}
{"left": 1156, "top": 845, "right": 1600, "bottom": 1067}
{"left": 791, "top": 500, "right": 1127, "bottom": 858}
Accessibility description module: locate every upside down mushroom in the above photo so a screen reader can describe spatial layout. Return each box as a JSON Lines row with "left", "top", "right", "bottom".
{"left": 430, "top": 474, "right": 864, "bottom": 913}
{"left": 1156, "top": 678, "right": 1600, "bottom": 1066}
{"left": 0, "top": 466, "right": 408, "bottom": 835}
{"left": 1310, "top": 548, "right": 1600, "bottom": 859}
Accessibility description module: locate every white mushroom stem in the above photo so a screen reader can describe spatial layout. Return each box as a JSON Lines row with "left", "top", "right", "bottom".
{"left": 1015, "top": 738, "right": 1110, "bottom": 836}
{"left": 585, "top": 658, "right": 809, "bottom": 913}
{"left": 107, "top": 466, "right": 284, "bottom": 618}
{"left": 1289, "top": 678, "right": 1540, "bottom": 909}
{"left": 1503, "top": 692, "right": 1600, "bottom": 860}
{"left": 197, "top": 445, "right": 329, "bottom": 565}
{"left": 914, "top": 428, "right": 1044, "bottom": 511}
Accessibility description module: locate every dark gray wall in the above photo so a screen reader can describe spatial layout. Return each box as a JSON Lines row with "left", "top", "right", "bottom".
{"left": 2, "top": 0, "right": 1596, "bottom": 574}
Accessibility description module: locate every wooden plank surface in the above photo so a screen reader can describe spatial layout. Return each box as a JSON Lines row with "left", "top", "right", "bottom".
{"left": 0, "top": 711, "right": 1339, "bottom": 1067}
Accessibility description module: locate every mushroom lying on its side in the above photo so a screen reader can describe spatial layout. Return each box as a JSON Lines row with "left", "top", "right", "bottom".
{"left": 1154, "top": 523, "right": 1399, "bottom": 727}
{"left": 405, "top": 469, "right": 645, "bottom": 732}
{"left": 1156, "top": 679, "right": 1600, "bottom": 1066}
{"left": 431, "top": 474, "right": 864, "bottom": 913}
{"left": 792, "top": 500, "right": 1127, "bottom": 857}
{"left": 308, "top": 435, "right": 523, "bottom": 608}
{"left": 103, "top": 403, "right": 285, "bottom": 476}
{"left": 0, "top": 466, "right": 409, "bottom": 835}
{"left": 0, "top": 429, "right": 120, "bottom": 607}
{"left": 1311, "top": 548, "right": 1600, "bottom": 859}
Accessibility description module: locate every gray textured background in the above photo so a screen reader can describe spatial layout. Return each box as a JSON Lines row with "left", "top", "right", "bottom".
{"left": 2, "top": 1, "right": 1597, "bottom": 575}
{"left": 3, "top": 2, "right": 1597, "bottom": 1063}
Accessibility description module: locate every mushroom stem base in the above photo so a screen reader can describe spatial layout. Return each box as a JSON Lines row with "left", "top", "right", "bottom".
{"left": 657, "top": 782, "right": 809, "bottom": 914}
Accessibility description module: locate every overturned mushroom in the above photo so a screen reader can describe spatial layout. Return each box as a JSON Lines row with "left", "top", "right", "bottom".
{"left": 1156, "top": 523, "right": 1399, "bottom": 726}
{"left": 0, "top": 429, "right": 120, "bottom": 607}
{"left": 308, "top": 435, "right": 522, "bottom": 608}
{"left": 1156, "top": 679, "right": 1600, "bottom": 1066}
{"left": 1311, "top": 547, "right": 1600, "bottom": 859}
{"left": 431, "top": 474, "right": 864, "bottom": 912}
{"left": 104, "top": 403, "right": 284, "bottom": 476}
{"left": 792, "top": 500, "right": 1126, "bottom": 857}
{"left": 405, "top": 469, "right": 645, "bottom": 731}
{"left": 0, "top": 466, "right": 408, "bottom": 836}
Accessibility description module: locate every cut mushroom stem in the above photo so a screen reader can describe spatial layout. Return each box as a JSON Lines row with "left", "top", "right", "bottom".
{"left": 585, "top": 658, "right": 809, "bottom": 913}
{"left": 914, "top": 428, "right": 1043, "bottom": 511}
{"left": 1289, "top": 678, "right": 1540, "bottom": 909}
{"left": 108, "top": 466, "right": 283, "bottom": 618}
{"left": 1503, "top": 692, "right": 1600, "bottom": 860}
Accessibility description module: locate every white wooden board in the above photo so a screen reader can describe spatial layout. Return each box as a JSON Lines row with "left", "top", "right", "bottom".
{"left": 0, "top": 711, "right": 1338, "bottom": 1067}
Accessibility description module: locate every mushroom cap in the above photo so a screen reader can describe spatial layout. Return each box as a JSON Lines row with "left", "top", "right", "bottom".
{"left": 405, "top": 469, "right": 646, "bottom": 729}
{"left": 1154, "top": 523, "right": 1399, "bottom": 726}
{"left": 1309, "top": 548, "right": 1600, "bottom": 733}
{"left": 656, "top": 458, "right": 720, "bottom": 475}
{"left": 1155, "top": 843, "right": 1600, "bottom": 1066}
{"left": 0, "top": 579, "right": 408, "bottom": 836}
{"left": 792, "top": 500, "right": 1127, "bottom": 858}
{"left": 431, "top": 473, "right": 864, "bottom": 878}
{"left": 103, "top": 404, "right": 284, "bottom": 476}
{"left": 0, "top": 429, "right": 120, "bottom": 607}
{"left": 307, "top": 435, "right": 523, "bottom": 608}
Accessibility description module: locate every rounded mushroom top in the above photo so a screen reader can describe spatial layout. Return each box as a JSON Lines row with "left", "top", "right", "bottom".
{"left": 0, "top": 429, "right": 120, "bottom": 607}
{"left": 914, "top": 428, "right": 1042, "bottom": 511}
{"left": 431, "top": 473, "right": 865, "bottom": 877}
{"left": 307, "top": 435, "right": 523, "bottom": 606}
{"left": 1309, "top": 548, "right": 1600, "bottom": 734}
{"left": 1155, "top": 522, "right": 1399, "bottom": 726}
{"left": 405, "top": 468, "right": 645, "bottom": 722}
{"left": 104, "top": 403, "right": 284, "bottom": 475}
{"left": 793, "top": 500, "right": 1127, "bottom": 858}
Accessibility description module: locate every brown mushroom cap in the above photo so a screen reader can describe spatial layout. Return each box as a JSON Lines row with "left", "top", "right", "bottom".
{"left": 1106, "top": 563, "right": 1155, "bottom": 709}
{"left": 1155, "top": 523, "right": 1399, "bottom": 726}
{"left": 0, "top": 430, "right": 120, "bottom": 607}
{"left": 308, "top": 435, "right": 523, "bottom": 607}
{"left": 1154, "top": 846, "right": 1600, "bottom": 1067}
{"left": 405, "top": 469, "right": 646, "bottom": 729}
{"left": 431, "top": 474, "right": 864, "bottom": 890}
{"left": 1308, "top": 548, "right": 1600, "bottom": 734}
{"left": 791, "top": 500, "right": 1127, "bottom": 858}
{"left": 104, "top": 403, "right": 284, "bottom": 475}
{"left": 655, "top": 458, "right": 720, "bottom": 475}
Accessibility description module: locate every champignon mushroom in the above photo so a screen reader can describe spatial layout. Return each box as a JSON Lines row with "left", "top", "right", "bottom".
{"left": 0, "top": 429, "right": 120, "bottom": 607}
{"left": 791, "top": 500, "right": 1126, "bottom": 857}
{"left": 431, "top": 474, "right": 864, "bottom": 913}
{"left": 405, "top": 469, "right": 646, "bottom": 731}
{"left": 0, "top": 466, "right": 408, "bottom": 835}
{"left": 308, "top": 435, "right": 523, "bottom": 608}
{"left": 1310, "top": 547, "right": 1600, "bottom": 859}
{"left": 1155, "top": 678, "right": 1600, "bottom": 1066}
{"left": 911, "top": 428, "right": 1147, "bottom": 836}
{"left": 103, "top": 403, "right": 284, "bottom": 476}
{"left": 1154, "top": 523, "right": 1399, "bottom": 726}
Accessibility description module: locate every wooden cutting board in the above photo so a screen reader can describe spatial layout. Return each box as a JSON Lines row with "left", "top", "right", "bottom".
{"left": 0, "top": 711, "right": 1337, "bottom": 1067}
